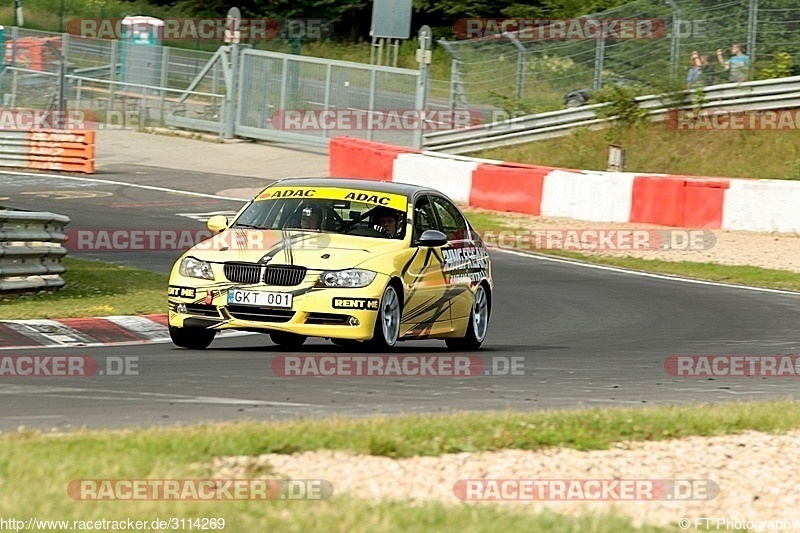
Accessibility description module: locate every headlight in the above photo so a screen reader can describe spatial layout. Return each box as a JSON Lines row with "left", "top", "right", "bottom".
{"left": 179, "top": 256, "right": 215, "bottom": 280}
{"left": 316, "top": 269, "right": 377, "bottom": 288}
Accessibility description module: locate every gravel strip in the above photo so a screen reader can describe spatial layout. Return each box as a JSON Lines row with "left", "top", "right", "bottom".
{"left": 213, "top": 430, "right": 800, "bottom": 529}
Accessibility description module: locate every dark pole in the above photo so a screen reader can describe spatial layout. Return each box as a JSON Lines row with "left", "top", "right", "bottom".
{"left": 59, "top": 0, "right": 64, "bottom": 32}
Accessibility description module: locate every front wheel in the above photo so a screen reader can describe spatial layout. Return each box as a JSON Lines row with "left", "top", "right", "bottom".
{"left": 169, "top": 325, "right": 216, "bottom": 350}
{"left": 446, "top": 284, "right": 490, "bottom": 351}
{"left": 367, "top": 284, "right": 401, "bottom": 351}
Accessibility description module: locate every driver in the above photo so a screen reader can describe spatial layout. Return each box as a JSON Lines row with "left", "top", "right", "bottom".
{"left": 300, "top": 205, "right": 322, "bottom": 230}
{"left": 374, "top": 207, "right": 399, "bottom": 238}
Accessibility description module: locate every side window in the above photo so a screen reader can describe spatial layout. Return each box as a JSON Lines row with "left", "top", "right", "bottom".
{"left": 413, "top": 196, "right": 437, "bottom": 243}
{"left": 431, "top": 196, "right": 469, "bottom": 241}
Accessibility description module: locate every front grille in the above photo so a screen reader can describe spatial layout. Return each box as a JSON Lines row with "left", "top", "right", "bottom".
{"left": 224, "top": 262, "right": 260, "bottom": 284}
{"left": 227, "top": 305, "right": 295, "bottom": 323}
{"left": 306, "top": 312, "right": 351, "bottom": 325}
{"left": 263, "top": 265, "right": 306, "bottom": 286}
{"left": 223, "top": 263, "right": 307, "bottom": 286}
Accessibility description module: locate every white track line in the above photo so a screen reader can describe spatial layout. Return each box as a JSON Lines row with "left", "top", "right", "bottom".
{"left": 492, "top": 248, "right": 800, "bottom": 296}
{"left": 0, "top": 169, "right": 245, "bottom": 201}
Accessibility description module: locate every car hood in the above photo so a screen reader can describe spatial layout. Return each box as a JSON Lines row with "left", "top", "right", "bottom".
{"left": 188, "top": 229, "right": 406, "bottom": 269}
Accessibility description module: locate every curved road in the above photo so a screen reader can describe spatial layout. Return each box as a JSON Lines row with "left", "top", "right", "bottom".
{"left": 1, "top": 168, "right": 799, "bottom": 431}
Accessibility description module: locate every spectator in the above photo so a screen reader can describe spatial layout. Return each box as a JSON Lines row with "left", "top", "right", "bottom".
{"left": 717, "top": 43, "right": 750, "bottom": 82}
{"left": 699, "top": 53, "right": 716, "bottom": 86}
{"left": 686, "top": 51, "right": 702, "bottom": 88}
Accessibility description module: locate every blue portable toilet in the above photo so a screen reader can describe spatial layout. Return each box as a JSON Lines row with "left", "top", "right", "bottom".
{"left": 119, "top": 16, "right": 163, "bottom": 90}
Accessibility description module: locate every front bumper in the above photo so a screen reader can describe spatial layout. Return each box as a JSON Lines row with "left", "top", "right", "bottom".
{"left": 167, "top": 276, "right": 387, "bottom": 341}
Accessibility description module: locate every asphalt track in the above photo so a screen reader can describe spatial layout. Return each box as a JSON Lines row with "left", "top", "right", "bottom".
{"left": 1, "top": 168, "right": 799, "bottom": 431}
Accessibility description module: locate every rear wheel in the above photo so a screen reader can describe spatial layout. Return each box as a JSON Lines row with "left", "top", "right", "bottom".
{"left": 270, "top": 332, "right": 307, "bottom": 349}
{"left": 169, "top": 325, "right": 216, "bottom": 350}
{"left": 367, "top": 284, "right": 401, "bottom": 351}
{"left": 446, "top": 284, "right": 490, "bottom": 351}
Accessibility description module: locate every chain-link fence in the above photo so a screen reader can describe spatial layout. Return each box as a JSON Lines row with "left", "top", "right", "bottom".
{"left": 438, "top": 0, "right": 800, "bottom": 113}
{"left": 0, "top": 27, "right": 426, "bottom": 147}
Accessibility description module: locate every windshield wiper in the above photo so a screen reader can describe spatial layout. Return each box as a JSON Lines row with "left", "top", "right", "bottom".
{"left": 230, "top": 223, "right": 263, "bottom": 229}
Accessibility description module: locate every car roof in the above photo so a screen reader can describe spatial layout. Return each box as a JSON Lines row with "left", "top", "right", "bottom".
{"left": 269, "top": 177, "right": 444, "bottom": 200}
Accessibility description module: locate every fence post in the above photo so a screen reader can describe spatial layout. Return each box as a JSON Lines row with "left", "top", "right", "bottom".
{"left": 593, "top": 26, "right": 606, "bottom": 90}
{"left": 367, "top": 68, "right": 377, "bottom": 142}
{"left": 109, "top": 39, "right": 117, "bottom": 112}
{"left": 159, "top": 46, "right": 169, "bottom": 125}
{"left": 666, "top": 0, "right": 681, "bottom": 80}
{"left": 747, "top": 0, "right": 758, "bottom": 64}
{"left": 508, "top": 34, "right": 526, "bottom": 100}
{"left": 322, "top": 63, "right": 332, "bottom": 141}
{"left": 223, "top": 44, "right": 239, "bottom": 139}
{"left": 414, "top": 25, "right": 432, "bottom": 150}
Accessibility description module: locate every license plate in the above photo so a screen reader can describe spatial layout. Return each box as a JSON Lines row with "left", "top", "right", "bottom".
{"left": 227, "top": 289, "right": 293, "bottom": 308}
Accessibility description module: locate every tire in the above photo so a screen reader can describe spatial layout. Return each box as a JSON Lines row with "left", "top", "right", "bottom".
{"left": 367, "top": 284, "right": 402, "bottom": 351}
{"left": 565, "top": 95, "right": 586, "bottom": 108}
{"left": 446, "top": 284, "right": 490, "bottom": 351}
{"left": 169, "top": 325, "right": 216, "bottom": 350}
{"left": 270, "top": 331, "right": 308, "bottom": 349}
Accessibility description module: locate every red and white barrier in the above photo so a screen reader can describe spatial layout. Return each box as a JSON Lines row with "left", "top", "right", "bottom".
{"left": 329, "top": 137, "right": 800, "bottom": 233}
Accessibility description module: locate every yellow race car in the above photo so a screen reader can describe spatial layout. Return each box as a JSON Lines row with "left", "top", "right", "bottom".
{"left": 168, "top": 178, "right": 493, "bottom": 350}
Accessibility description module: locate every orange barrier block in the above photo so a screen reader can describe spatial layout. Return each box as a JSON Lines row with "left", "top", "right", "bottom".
{"left": 630, "top": 176, "right": 686, "bottom": 226}
{"left": 682, "top": 177, "right": 729, "bottom": 229}
{"left": 631, "top": 175, "right": 730, "bottom": 228}
{"left": 15, "top": 129, "right": 96, "bottom": 173}
{"left": 469, "top": 163, "right": 549, "bottom": 215}
{"left": 329, "top": 136, "right": 418, "bottom": 181}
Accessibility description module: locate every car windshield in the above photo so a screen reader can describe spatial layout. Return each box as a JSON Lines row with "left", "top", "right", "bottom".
{"left": 231, "top": 196, "right": 407, "bottom": 239}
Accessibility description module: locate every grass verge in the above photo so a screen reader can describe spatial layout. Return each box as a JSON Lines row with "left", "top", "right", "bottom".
{"left": 0, "top": 258, "right": 167, "bottom": 319}
{"left": 475, "top": 123, "right": 800, "bottom": 180}
{"left": 1, "top": 402, "right": 792, "bottom": 527}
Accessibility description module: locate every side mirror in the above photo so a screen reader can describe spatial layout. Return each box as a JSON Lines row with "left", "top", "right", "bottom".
{"left": 417, "top": 229, "right": 447, "bottom": 247}
{"left": 207, "top": 215, "right": 229, "bottom": 233}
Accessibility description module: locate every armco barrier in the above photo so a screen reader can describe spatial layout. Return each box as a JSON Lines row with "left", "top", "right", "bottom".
{"left": 0, "top": 209, "right": 70, "bottom": 294}
{"left": 328, "top": 136, "right": 800, "bottom": 234}
{"left": 0, "top": 130, "right": 95, "bottom": 173}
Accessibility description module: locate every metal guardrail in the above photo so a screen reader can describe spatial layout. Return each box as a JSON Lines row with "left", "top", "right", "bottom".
{"left": 0, "top": 210, "right": 70, "bottom": 295}
{"left": 424, "top": 76, "right": 800, "bottom": 154}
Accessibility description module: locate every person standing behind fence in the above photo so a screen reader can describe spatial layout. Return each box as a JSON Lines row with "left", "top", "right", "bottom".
{"left": 686, "top": 51, "right": 702, "bottom": 89}
{"left": 717, "top": 43, "right": 749, "bottom": 82}
{"left": 699, "top": 53, "right": 716, "bottom": 86}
